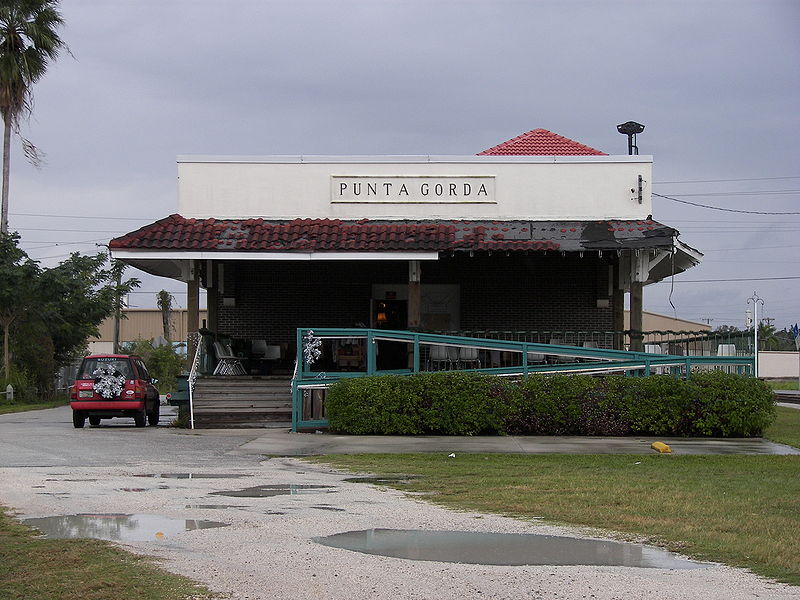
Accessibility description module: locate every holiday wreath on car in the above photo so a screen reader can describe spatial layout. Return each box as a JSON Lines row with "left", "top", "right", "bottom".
{"left": 92, "top": 365, "right": 126, "bottom": 399}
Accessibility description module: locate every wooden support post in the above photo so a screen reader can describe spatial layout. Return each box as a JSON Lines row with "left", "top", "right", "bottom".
{"left": 630, "top": 280, "right": 644, "bottom": 352}
{"left": 206, "top": 287, "right": 217, "bottom": 332}
{"left": 187, "top": 260, "right": 200, "bottom": 359}
{"left": 408, "top": 260, "right": 421, "bottom": 329}
{"left": 206, "top": 262, "right": 218, "bottom": 333}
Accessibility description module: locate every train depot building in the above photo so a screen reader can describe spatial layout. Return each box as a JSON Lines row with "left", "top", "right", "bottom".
{"left": 110, "top": 129, "right": 702, "bottom": 370}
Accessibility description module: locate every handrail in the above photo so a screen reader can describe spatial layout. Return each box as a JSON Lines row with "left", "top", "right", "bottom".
{"left": 187, "top": 331, "right": 202, "bottom": 430}
{"left": 290, "top": 327, "right": 756, "bottom": 431}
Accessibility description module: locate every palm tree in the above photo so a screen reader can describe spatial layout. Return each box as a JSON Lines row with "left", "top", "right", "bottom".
{"left": 0, "top": 0, "right": 66, "bottom": 234}
{"left": 757, "top": 322, "right": 779, "bottom": 351}
{"left": 157, "top": 290, "right": 174, "bottom": 341}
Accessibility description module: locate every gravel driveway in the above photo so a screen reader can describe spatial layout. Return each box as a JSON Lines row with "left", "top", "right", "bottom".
{"left": 1, "top": 406, "right": 797, "bottom": 600}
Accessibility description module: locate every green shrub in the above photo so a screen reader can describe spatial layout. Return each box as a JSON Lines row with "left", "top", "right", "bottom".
{"left": 122, "top": 340, "right": 185, "bottom": 394}
{"left": 0, "top": 366, "right": 38, "bottom": 404}
{"left": 326, "top": 370, "right": 776, "bottom": 437}
{"left": 685, "top": 371, "right": 775, "bottom": 437}
{"left": 624, "top": 375, "right": 688, "bottom": 436}
{"left": 327, "top": 375, "right": 422, "bottom": 434}
{"left": 417, "top": 372, "right": 509, "bottom": 435}
{"left": 507, "top": 375, "right": 584, "bottom": 435}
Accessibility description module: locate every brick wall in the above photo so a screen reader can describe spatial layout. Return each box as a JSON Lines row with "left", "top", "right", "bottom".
{"left": 425, "top": 253, "right": 613, "bottom": 332}
{"left": 213, "top": 253, "right": 615, "bottom": 343}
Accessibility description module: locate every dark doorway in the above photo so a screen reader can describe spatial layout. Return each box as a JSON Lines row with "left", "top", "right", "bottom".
{"left": 373, "top": 300, "right": 408, "bottom": 370}
{"left": 373, "top": 300, "right": 407, "bottom": 330}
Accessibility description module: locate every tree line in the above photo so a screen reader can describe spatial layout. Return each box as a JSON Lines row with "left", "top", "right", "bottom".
{"left": 0, "top": 232, "right": 138, "bottom": 400}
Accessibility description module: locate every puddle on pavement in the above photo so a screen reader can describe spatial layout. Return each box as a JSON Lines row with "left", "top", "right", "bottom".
{"left": 210, "top": 484, "right": 334, "bottom": 498}
{"left": 185, "top": 504, "right": 245, "bottom": 510}
{"left": 342, "top": 476, "right": 418, "bottom": 485}
{"left": 118, "top": 488, "right": 148, "bottom": 492}
{"left": 312, "top": 506, "right": 346, "bottom": 512}
{"left": 313, "top": 529, "right": 709, "bottom": 569}
{"left": 135, "top": 473, "right": 250, "bottom": 479}
{"left": 24, "top": 513, "right": 228, "bottom": 542}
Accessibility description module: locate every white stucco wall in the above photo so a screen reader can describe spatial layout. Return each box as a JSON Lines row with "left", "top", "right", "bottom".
{"left": 177, "top": 155, "right": 652, "bottom": 221}
{"left": 759, "top": 351, "right": 800, "bottom": 379}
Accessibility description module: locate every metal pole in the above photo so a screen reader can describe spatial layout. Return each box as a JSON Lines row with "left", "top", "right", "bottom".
{"left": 793, "top": 324, "right": 800, "bottom": 391}
{"left": 113, "top": 262, "right": 122, "bottom": 354}
{"left": 746, "top": 292, "right": 764, "bottom": 377}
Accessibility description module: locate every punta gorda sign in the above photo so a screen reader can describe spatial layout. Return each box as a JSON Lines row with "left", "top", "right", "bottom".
{"left": 331, "top": 176, "right": 495, "bottom": 204}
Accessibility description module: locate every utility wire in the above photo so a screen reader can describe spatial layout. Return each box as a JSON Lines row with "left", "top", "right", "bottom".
{"left": 653, "top": 193, "right": 800, "bottom": 215}
{"left": 14, "top": 227, "right": 127, "bottom": 233}
{"left": 11, "top": 212, "right": 160, "bottom": 221}
{"left": 654, "top": 176, "right": 800, "bottom": 184}
{"left": 659, "top": 190, "right": 799, "bottom": 197}
{"left": 705, "top": 243, "right": 800, "bottom": 251}
{"left": 652, "top": 276, "right": 800, "bottom": 283}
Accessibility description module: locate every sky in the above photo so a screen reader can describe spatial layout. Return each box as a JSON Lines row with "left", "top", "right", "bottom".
{"left": 7, "top": 0, "right": 799, "bottom": 331}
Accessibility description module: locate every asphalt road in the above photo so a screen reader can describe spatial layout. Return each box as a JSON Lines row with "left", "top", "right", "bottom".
{"left": 1, "top": 405, "right": 798, "bottom": 600}
{"left": 0, "top": 405, "right": 264, "bottom": 468}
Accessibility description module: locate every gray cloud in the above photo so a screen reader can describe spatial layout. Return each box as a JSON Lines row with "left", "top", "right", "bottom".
{"left": 7, "top": 0, "right": 799, "bottom": 326}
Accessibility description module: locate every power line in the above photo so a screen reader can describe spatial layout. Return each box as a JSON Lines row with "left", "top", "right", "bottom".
{"left": 704, "top": 244, "right": 800, "bottom": 251}
{"left": 652, "top": 276, "right": 800, "bottom": 284}
{"left": 11, "top": 212, "right": 161, "bottom": 221}
{"left": 670, "top": 218, "right": 800, "bottom": 223}
{"left": 660, "top": 190, "right": 800, "bottom": 197}
{"left": 654, "top": 193, "right": 800, "bottom": 215}
{"left": 14, "top": 227, "right": 127, "bottom": 233}
{"left": 24, "top": 237, "right": 112, "bottom": 249}
{"left": 654, "top": 176, "right": 800, "bottom": 184}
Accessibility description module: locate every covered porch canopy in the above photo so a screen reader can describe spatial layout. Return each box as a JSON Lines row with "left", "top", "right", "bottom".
{"left": 109, "top": 131, "right": 703, "bottom": 355}
{"left": 110, "top": 213, "right": 702, "bottom": 353}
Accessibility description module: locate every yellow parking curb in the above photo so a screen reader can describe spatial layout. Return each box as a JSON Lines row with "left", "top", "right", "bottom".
{"left": 651, "top": 441, "right": 672, "bottom": 454}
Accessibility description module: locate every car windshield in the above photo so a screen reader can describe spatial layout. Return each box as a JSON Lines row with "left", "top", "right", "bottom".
{"left": 79, "top": 357, "right": 133, "bottom": 380}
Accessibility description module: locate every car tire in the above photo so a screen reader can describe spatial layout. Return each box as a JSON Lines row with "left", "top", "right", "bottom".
{"left": 88, "top": 416, "right": 101, "bottom": 427}
{"left": 72, "top": 411, "right": 86, "bottom": 428}
{"left": 134, "top": 411, "right": 146, "bottom": 427}
{"left": 148, "top": 405, "right": 160, "bottom": 427}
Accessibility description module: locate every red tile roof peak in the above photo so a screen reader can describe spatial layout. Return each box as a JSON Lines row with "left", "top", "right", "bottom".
{"left": 478, "top": 128, "right": 606, "bottom": 156}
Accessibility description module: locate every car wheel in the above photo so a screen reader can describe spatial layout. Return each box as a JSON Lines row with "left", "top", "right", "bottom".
{"left": 148, "top": 405, "right": 160, "bottom": 427}
{"left": 134, "top": 411, "right": 146, "bottom": 427}
{"left": 88, "top": 416, "right": 101, "bottom": 427}
{"left": 72, "top": 411, "right": 86, "bottom": 428}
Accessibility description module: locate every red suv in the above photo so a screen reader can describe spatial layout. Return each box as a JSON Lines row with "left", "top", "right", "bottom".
{"left": 69, "top": 354, "right": 160, "bottom": 428}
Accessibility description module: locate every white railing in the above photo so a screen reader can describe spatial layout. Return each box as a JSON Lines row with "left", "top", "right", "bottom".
{"left": 187, "top": 331, "right": 202, "bottom": 430}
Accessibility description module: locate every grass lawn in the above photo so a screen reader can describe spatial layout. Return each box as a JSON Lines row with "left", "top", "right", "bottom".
{"left": 0, "top": 506, "right": 213, "bottom": 600}
{"left": 766, "top": 406, "right": 800, "bottom": 448}
{"left": 308, "top": 407, "right": 800, "bottom": 585}
{"left": 767, "top": 379, "right": 800, "bottom": 391}
{"left": 0, "top": 399, "right": 68, "bottom": 415}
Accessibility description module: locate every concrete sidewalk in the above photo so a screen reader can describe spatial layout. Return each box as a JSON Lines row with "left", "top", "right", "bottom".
{"left": 236, "top": 428, "right": 800, "bottom": 457}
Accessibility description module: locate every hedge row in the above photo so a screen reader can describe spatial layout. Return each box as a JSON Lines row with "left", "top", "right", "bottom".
{"left": 325, "top": 371, "right": 775, "bottom": 437}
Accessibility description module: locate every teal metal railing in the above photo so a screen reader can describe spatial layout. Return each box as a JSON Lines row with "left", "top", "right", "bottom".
{"left": 290, "top": 328, "right": 755, "bottom": 431}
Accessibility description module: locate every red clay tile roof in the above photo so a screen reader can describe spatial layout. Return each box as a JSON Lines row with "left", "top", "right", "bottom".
{"left": 478, "top": 129, "right": 606, "bottom": 156}
{"left": 111, "top": 215, "right": 676, "bottom": 254}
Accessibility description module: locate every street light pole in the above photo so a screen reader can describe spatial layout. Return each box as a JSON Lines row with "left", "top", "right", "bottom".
{"left": 747, "top": 292, "right": 764, "bottom": 377}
